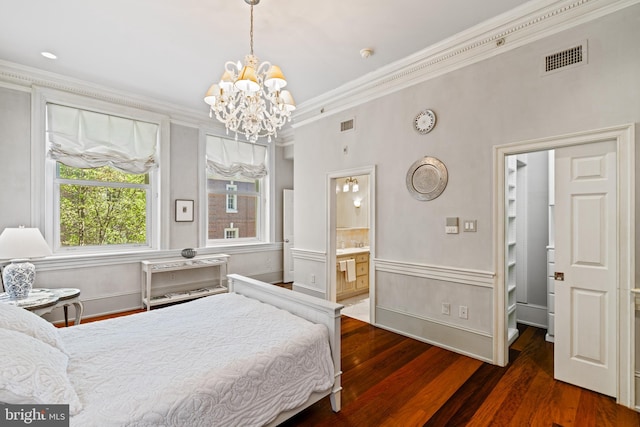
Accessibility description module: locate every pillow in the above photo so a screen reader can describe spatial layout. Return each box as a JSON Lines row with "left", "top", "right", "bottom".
{"left": 0, "top": 303, "right": 67, "bottom": 353}
{"left": 0, "top": 328, "right": 82, "bottom": 415}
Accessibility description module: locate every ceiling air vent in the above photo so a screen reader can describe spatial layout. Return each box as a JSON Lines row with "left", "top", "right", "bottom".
{"left": 543, "top": 41, "right": 587, "bottom": 75}
{"left": 340, "top": 118, "right": 355, "bottom": 133}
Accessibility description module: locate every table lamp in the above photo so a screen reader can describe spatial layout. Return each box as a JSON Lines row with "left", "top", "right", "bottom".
{"left": 0, "top": 227, "right": 52, "bottom": 300}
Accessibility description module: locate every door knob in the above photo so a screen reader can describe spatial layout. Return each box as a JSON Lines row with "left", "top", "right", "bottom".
{"left": 554, "top": 272, "right": 564, "bottom": 281}
{"left": 284, "top": 239, "right": 290, "bottom": 243}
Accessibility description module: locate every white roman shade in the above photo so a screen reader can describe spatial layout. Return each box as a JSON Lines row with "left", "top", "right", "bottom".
{"left": 46, "top": 103, "right": 159, "bottom": 174}
{"left": 206, "top": 135, "right": 268, "bottom": 179}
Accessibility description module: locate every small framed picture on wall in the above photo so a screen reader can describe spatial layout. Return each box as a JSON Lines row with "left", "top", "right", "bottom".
{"left": 175, "top": 199, "right": 194, "bottom": 222}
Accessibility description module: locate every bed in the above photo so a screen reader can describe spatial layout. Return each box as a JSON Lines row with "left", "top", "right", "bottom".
{"left": 0, "top": 274, "right": 343, "bottom": 426}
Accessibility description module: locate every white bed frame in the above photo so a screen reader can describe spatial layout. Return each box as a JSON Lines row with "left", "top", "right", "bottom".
{"left": 227, "top": 274, "right": 343, "bottom": 425}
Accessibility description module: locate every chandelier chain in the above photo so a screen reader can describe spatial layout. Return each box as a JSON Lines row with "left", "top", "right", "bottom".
{"left": 249, "top": 5, "right": 254, "bottom": 55}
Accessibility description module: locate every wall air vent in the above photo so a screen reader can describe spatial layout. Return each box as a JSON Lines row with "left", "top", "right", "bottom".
{"left": 543, "top": 41, "right": 587, "bottom": 75}
{"left": 340, "top": 118, "right": 355, "bottom": 133}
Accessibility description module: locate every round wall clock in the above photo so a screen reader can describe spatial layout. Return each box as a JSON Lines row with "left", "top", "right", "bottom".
{"left": 413, "top": 109, "right": 436, "bottom": 134}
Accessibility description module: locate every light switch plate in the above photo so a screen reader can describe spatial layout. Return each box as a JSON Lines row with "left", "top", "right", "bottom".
{"left": 463, "top": 220, "right": 477, "bottom": 232}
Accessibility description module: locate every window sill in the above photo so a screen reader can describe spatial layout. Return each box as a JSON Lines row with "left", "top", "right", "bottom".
{"left": 4, "top": 242, "right": 283, "bottom": 272}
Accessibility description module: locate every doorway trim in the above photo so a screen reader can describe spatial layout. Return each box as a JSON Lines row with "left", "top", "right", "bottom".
{"left": 492, "top": 124, "right": 635, "bottom": 407}
{"left": 327, "top": 165, "right": 376, "bottom": 322}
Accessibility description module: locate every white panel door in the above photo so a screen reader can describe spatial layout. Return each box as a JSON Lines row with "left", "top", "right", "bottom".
{"left": 283, "top": 189, "right": 294, "bottom": 283}
{"left": 554, "top": 140, "right": 617, "bottom": 397}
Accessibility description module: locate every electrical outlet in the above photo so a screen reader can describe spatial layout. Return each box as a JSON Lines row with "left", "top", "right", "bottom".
{"left": 459, "top": 305, "right": 468, "bottom": 319}
{"left": 310, "top": 274, "right": 316, "bottom": 284}
{"left": 441, "top": 303, "right": 450, "bottom": 316}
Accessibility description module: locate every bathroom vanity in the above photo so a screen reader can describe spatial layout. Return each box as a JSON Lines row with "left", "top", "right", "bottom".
{"left": 336, "top": 247, "right": 369, "bottom": 300}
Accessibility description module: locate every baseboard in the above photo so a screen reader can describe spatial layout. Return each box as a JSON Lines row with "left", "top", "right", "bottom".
{"left": 292, "top": 282, "right": 326, "bottom": 299}
{"left": 375, "top": 306, "right": 493, "bottom": 363}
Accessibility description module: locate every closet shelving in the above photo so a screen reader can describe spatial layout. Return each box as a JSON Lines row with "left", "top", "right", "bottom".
{"left": 506, "top": 156, "right": 519, "bottom": 345}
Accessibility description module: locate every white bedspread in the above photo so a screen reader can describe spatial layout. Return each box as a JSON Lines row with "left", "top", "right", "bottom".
{"left": 58, "top": 293, "right": 334, "bottom": 427}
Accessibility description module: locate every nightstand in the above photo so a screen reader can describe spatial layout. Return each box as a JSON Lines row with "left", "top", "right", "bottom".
{"left": 0, "top": 288, "right": 84, "bottom": 326}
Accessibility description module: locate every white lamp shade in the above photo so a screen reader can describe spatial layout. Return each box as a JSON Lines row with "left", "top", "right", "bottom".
{"left": 204, "top": 83, "right": 220, "bottom": 106}
{"left": 235, "top": 66, "right": 260, "bottom": 92}
{"left": 219, "top": 70, "right": 235, "bottom": 92}
{"left": 280, "top": 90, "right": 296, "bottom": 112}
{"left": 264, "top": 65, "right": 287, "bottom": 91}
{"left": 0, "top": 228, "right": 52, "bottom": 260}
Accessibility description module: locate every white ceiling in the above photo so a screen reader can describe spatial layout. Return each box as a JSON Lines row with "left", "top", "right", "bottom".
{"left": 0, "top": 0, "right": 530, "bottom": 113}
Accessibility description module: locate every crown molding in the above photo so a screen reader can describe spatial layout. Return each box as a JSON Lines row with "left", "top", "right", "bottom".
{"left": 0, "top": 59, "right": 292, "bottom": 144}
{"left": 292, "top": 0, "right": 639, "bottom": 128}
{"left": 0, "top": 59, "right": 223, "bottom": 129}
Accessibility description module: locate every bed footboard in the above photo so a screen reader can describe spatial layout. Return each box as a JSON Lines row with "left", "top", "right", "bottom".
{"left": 227, "top": 274, "right": 343, "bottom": 417}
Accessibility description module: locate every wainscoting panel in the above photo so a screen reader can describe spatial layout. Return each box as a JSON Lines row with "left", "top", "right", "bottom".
{"left": 376, "top": 307, "right": 493, "bottom": 362}
{"left": 291, "top": 248, "right": 327, "bottom": 299}
{"left": 374, "top": 262, "right": 495, "bottom": 362}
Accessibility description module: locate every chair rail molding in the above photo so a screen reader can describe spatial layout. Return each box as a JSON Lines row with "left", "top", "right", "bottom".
{"left": 374, "top": 258, "right": 494, "bottom": 288}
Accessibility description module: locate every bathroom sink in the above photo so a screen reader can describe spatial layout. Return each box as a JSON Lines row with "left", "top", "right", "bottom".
{"left": 336, "top": 246, "right": 369, "bottom": 256}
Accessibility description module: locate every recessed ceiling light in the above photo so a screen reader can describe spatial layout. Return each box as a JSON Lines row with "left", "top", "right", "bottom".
{"left": 41, "top": 51, "right": 57, "bottom": 60}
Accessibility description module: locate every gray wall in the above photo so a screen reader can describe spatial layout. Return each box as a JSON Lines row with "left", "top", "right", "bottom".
{"left": 0, "top": 86, "right": 293, "bottom": 321}
{"left": 291, "top": 7, "right": 640, "bottom": 360}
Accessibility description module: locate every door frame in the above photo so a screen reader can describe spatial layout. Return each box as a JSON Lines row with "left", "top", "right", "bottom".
{"left": 327, "top": 166, "right": 376, "bottom": 321}
{"left": 492, "top": 124, "right": 635, "bottom": 407}
{"left": 283, "top": 189, "right": 294, "bottom": 283}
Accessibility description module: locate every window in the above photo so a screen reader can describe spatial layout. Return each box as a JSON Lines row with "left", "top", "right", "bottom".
{"left": 56, "top": 165, "right": 150, "bottom": 247}
{"left": 226, "top": 184, "right": 238, "bottom": 213}
{"left": 224, "top": 226, "right": 239, "bottom": 239}
{"left": 205, "top": 136, "right": 268, "bottom": 243}
{"left": 46, "top": 103, "right": 159, "bottom": 252}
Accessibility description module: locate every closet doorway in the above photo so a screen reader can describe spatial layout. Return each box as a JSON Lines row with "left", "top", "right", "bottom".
{"left": 504, "top": 151, "right": 552, "bottom": 345}
{"left": 494, "top": 125, "right": 634, "bottom": 407}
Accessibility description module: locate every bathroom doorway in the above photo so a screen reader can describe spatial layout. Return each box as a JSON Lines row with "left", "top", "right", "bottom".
{"left": 327, "top": 166, "right": 375, "bottom": 324}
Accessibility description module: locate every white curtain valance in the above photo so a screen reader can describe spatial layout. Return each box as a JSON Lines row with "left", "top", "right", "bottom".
{"left": 46, "top": 103, "right": 159, "bottom": 174}
{"left": 206, "top": 136, "right": 268, "bottom": 179}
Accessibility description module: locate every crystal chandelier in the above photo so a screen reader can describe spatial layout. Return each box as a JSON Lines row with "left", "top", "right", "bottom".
{"left": 204, "top": 0, "right": 295, "bottom": 143}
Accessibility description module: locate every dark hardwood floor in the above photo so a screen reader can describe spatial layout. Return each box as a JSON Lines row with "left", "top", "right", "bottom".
{"left": 68, "top": 301, "right": 640, "bottom": 426}
{"left": 281, "top": 317, "right": 640, "bottom": 427}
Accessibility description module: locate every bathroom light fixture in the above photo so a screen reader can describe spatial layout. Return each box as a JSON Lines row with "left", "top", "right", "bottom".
{"left": 342, "top": 177, "right": 359, "bottom": 193}
{"left": 203, "top": 0, "right": 295, "bottom": 143}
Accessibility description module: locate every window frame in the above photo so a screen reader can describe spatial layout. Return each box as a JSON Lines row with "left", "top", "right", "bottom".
{"left": 32, "top": 87, "right": 171, "bottom": 255}
{"left": 53, "top": 167, "right": 152, "bottom": 251}
{"left": 199, "top": 130, "right": 274, "bottom": 248}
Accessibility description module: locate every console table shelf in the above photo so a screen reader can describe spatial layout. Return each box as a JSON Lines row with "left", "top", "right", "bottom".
{"left": 141, "top": 254, "right": 230, "bottom": 310}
